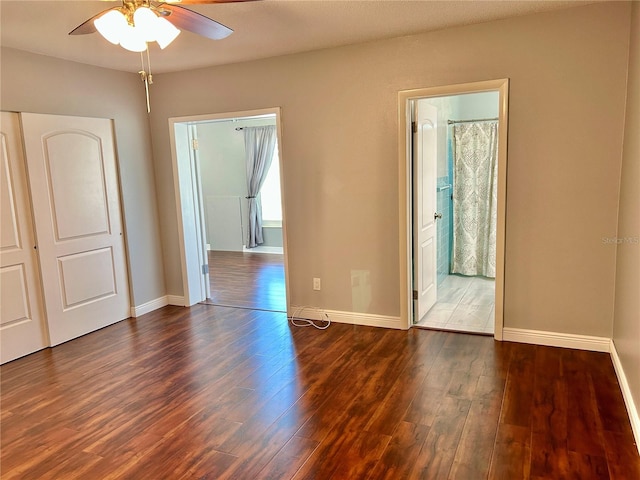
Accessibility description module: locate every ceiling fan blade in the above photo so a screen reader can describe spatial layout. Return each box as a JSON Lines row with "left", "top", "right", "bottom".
{"left": 68, "top": 8, "right": 114, "bottom": 35}
{"left": 158, "top": 4, "right": 233, "bottom": 40}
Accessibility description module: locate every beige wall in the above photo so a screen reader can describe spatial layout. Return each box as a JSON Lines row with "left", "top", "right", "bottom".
{"left": 0, "top": 4, "right": 632, "bottom": 341}
{"left": 149, "top": 2, "right": 631, "bottom": 336}
{"left": 0, "top": 48, "right": 166, "bottom": 308}
{"left": 613, "top": 1, "right": 640, "bottom": 425}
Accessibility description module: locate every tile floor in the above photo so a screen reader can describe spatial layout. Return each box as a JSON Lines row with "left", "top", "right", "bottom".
{"left": 416, "top": 274, "right": 495, "bottom": 334}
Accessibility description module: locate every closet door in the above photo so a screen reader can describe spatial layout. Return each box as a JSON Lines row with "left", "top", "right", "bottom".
{"left": 0, "top": 112, "right": 48, "bottom": 363}
{"left": 21, "top": 113, "right": 130, "bottom": 346}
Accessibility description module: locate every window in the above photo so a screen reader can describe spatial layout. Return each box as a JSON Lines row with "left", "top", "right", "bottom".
{"left": 260, "top": 143, "right": 282, "bottom": 225}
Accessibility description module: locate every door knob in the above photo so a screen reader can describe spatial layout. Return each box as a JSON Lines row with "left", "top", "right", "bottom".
{"left": 434, "top": 212, "right": 443, "bottom": 220}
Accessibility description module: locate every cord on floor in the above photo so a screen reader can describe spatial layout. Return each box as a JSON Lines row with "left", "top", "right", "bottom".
{"left": 288, "top": 306, "right": 331, "bottom": 330}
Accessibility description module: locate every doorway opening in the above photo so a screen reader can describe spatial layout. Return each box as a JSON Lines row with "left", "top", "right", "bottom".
{"left": 169, "top": 108, "right": 289, "bottom": 313}
{"left": 398, "top": 80, "right": 509, "bottom": 339}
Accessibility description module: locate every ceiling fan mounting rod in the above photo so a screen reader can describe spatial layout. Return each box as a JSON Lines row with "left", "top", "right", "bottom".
{"left": 123, "top": 0, "right": 151, "bottom": 10}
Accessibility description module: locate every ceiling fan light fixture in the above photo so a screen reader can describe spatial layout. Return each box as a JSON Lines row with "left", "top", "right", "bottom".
{"left": 94, "top": 9, "right": 128, "bottom": 45}
{"left": 71, "top": 0, "right": 241, "bottom": 114}
{"left": 119, "top": 25, "right": 147, "bottom": 52}
{"left": 133, "top": 7, "right": 158, "bottom": 43}
{"left": 155, "top": 17, "right": 181, "bottom": 49}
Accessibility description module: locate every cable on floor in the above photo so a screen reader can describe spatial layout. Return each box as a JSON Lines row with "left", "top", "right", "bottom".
{"left": 288, "top": 306, "right": 331, "bottom": 330}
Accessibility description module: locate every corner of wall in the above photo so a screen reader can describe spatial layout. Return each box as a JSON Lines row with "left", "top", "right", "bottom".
{"left": 610, "top": 339, "right": 640, "bottom": 454}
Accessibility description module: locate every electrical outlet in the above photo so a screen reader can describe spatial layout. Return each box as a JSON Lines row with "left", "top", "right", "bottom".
{"left": 313, "top": 278, "right": 321, "bottom": 291}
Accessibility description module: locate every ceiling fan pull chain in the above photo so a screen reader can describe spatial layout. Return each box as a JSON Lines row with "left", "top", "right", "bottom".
{"left": 139, "top": 49, "right": 151, "bottom": 113}
{"left": 146, "top": 46, "right": 153, "bottom": 85}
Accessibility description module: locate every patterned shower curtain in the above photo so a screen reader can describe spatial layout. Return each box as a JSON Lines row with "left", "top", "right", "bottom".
{"left": 451, "top": 121, "right": 498, "bottom": 278}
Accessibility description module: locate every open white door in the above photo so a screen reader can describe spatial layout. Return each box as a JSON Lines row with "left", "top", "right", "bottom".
{"left": 413, "top": 101, "right": 438, "bottom": 322}
{"left": 21, "top": 113, "right": 130, "bottom": 346}
{"left": 171, "top": 122, "right": 208, "bottom": 306}
{"left": 0, "top": 112, "right": 49, "bottom": 363}
{"left": 189, "top": 125, "right": 210, "bottom": 299}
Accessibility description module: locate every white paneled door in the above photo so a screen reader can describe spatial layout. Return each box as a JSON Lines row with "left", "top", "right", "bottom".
{"left": 21, "top": 113, "right": 130, "bottom": 346}
{"left": 0, "top": 112, "right": 48, "bottom": 363}
{"left": 414, "top": 101, "right": 438, "bottom": 322}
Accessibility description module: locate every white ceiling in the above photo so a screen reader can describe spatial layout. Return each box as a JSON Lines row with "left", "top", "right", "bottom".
{"left": 1, "top": 0, "right": 595, "bottom": 74}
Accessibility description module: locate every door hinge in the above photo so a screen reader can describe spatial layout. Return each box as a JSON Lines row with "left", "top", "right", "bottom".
{"left": 192, "top": 139, "right": 199, "bottom": 150}
{"left": 413, "top": 290, "right": 418, "bottom": 300}
{"left": 411, "top": 121, "right": 417, "bottom": 133}
{"left": 202, "top": 264, "right": 209, "bottom": 275}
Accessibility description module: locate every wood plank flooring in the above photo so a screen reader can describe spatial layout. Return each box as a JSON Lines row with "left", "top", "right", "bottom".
{"left": 1, "top": 304, "right": 638, "bottom": 479}
{"left": 203, "top": 251, "right": 286, "bottom": 312}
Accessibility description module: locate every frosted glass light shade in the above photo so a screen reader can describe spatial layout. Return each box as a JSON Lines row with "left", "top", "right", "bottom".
{"left": 94, "top": 9, "right": 128, "bottom": 45}
{"left": 133, "top": 7, "right": 158, "bottom": 42}
{"left": 155, "top": 17, "right": 180, "bottom": 49}
{"left": 94, "top": 6, "right": 181, "bottom": 51}
{"left": 119, "top": 25, "right": 147, "bottom": 52}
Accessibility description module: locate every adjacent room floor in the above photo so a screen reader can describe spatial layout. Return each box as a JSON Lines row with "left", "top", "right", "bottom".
{"left": 416, "top": 274, "right": 495, "bottom": 334}
{"left": 201, "top": 250, "right": 286, "bottom": 312}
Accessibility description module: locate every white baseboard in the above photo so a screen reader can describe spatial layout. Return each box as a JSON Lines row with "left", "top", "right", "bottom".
{"left": 289, "top": 305, "right": 402, "bottom": 329}
{"left": 502, "top": 327, "right": 610, "bottom": 352}
{"left": 167, "top": 295, "right": 186, "bottom": 306}
{"left": 610, "top": 339, "right": 640, "bottom": 454}
{"left": 243, "top": 246, "right": 283, "bottom": 254}
{"left": 129, "top": 295, "right": 188, "bottom": 317}
{"left": 130, "top": 296, "right": 169, "bottom": 318}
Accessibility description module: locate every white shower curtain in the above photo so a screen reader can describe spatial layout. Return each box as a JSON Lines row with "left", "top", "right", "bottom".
{"left": 451, "top": 121, "right": 498, "bottom": 278}
{"left": 243, "top": 125, "right": 277, "bottom": 248}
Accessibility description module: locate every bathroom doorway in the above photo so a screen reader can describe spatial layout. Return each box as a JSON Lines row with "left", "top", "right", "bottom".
{"left": 415, "top": 91, "right": 499, "bottom": 334}
{"left": 398, "top": 79, "right": 509, "bottom": 338}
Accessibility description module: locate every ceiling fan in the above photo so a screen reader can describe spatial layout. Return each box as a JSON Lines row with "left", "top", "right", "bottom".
{"left": 69, "top": 0, "right": 256, "bottom": 52}
{"left": 69, "top": 0, "right": 257, "bottom": 112}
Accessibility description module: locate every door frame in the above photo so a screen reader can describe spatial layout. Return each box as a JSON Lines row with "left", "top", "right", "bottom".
{"left": 398, "top": 79, "right": 509, "bottom": 338}
{"left": 168, "top": 107, "right": 290, "bottom": 309}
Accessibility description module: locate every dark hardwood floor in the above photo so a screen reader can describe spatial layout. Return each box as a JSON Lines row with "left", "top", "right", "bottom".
{"left": 203, "top": 251, "right": 286, "bottom": 312}
{"left": 1, "top": 304, "right": 638, "bottom": 479}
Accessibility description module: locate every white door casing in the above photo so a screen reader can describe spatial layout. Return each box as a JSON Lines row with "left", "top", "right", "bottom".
{"left": 414, "top": 101, "right": 438, "bottom": 322}
{"left": 0, "top": 112, "right": 49, "bottom": 363}
{"left": 20, "top": 113, "right": 130, "bottom": 346}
